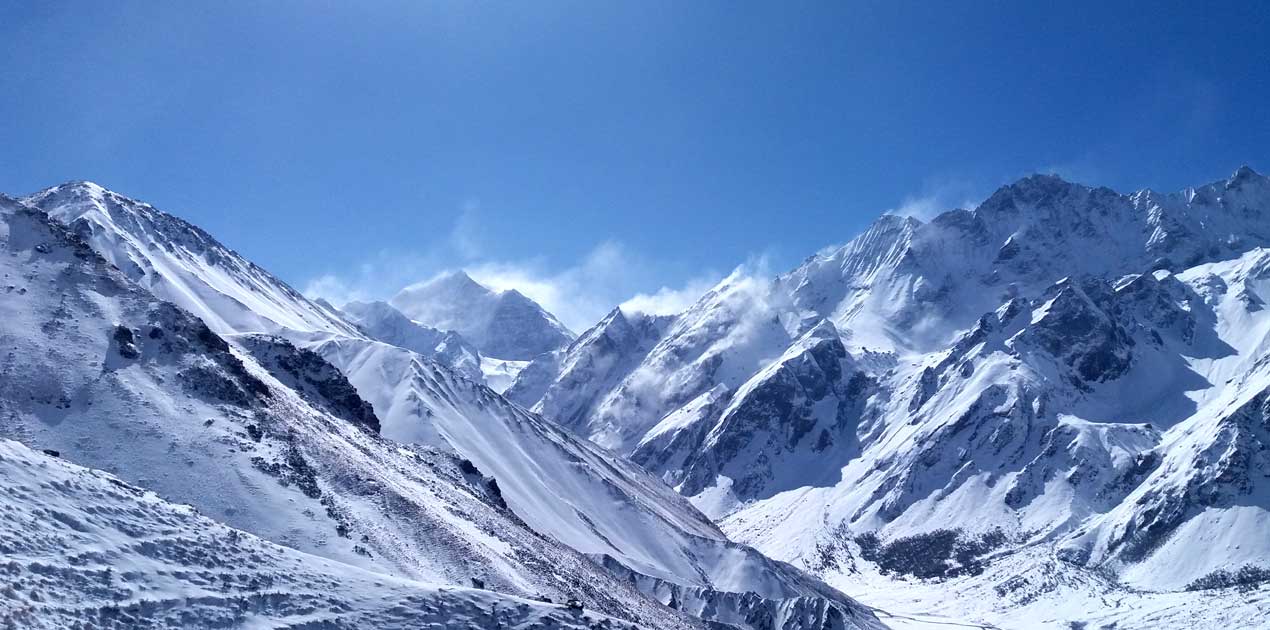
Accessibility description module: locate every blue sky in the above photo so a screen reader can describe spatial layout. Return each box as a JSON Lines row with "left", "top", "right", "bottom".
{"left": 2, "top": 2, "right": 1268, "bottom": 330}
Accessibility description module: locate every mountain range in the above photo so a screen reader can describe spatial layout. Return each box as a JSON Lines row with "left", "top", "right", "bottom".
{"left": 507, "top": 167, "right": 1270, "bottom": 626}
{"left": 4, "top": 169, "right": 1270, "bottom": 628}
{"left": 0, "top": 182, "right": 881, "bottom": 629}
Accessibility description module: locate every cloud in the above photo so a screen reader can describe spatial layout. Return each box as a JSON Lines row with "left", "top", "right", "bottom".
{"left": 304, "top": 172, "right": 993, "bottom": 338}
{"left": 464, "top": 241, "right": 723, "bottom": 331}
{"left": 610, "top": 258, "right": 788, "bottom": 417}
{"left": 302, "top": 274, "right": 368, "bottom": 306}
{"left": 449, "top": 200, "right": 484, "bottom": 260}
{"left": 619, "top": 276, "right": 719, "bottom": 317}
{"left": 886, "top": 175, "right": 985, "bottom": 221}
{"left": 302, "top": 206, "right": 727, "bottom": 332}
{"left": 1037, "top": 161, "right": 1101, "bottom": 185}
{"left": 889, "top": 194, "right": 946, "bottom": 221}
{"left": 302, "top": 248, "right": 439, "bottom": 306}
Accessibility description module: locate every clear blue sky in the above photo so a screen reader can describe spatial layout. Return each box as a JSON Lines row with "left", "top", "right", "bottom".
{"left": 2, "top": 2, "right": 1268, "bottom": 329}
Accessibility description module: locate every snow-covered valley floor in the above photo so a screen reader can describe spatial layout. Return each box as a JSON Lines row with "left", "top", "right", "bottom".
{"left": 830, "top": 547, "right": 1270, "bottom": 629}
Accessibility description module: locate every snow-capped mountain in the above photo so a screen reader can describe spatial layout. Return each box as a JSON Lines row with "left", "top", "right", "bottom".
{"left": 510, "top": 167, "right": 1270, "bottom": 627}
{"left": 392, "top": 270, "right": 575, "bottom": 360}
{"left": 4, "top": 184, "right": 884, "bottom": 629}
{"left": 17, "top": 166, "right": 1270, "bottom": 628}
{"left": 0, "top": 193, "right": 710, "bottom": 628}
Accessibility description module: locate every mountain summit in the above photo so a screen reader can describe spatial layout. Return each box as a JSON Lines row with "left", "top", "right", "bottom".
{"left": 391, "top": 270, "right": 574, "bottom": 360}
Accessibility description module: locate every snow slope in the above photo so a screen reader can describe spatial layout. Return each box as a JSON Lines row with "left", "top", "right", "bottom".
{"left": 392, "top": 270, "right": 574, "bottom": 360}
{"left": 300, "top": 334, "right": 885, "bottom": 629}
{"left": 0, "top": 438, "right": 666, "bottom": 630}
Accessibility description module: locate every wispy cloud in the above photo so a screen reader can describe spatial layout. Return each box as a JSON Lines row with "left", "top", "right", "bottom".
{"left": 1037, "top": 161, "right": 1101, "bottom": 185}
{"left": 302, "top": 202, "right": 495, "bottom": 308}
{"left": 302, "top": 248, "right": 442, "bottom": 307}
{"left": 302, "top": 208, "right": 725, "bottom": 332}
{"left": 303, "top": 273, "right": 368, "bottom": 306}
{"left": 886, "top": 174, "right": 985, "bottom": 221}
{"left": 464, "top": 241, "right": 724, "bottom": 331}
{"left": 449, "top": 199, "right": 485, "bottom": 261}
{"left": 619, "top": 276, "right": 720, "bottom": 317}
{"left": 888, "top": 194, "right": 946, "bottom": 221}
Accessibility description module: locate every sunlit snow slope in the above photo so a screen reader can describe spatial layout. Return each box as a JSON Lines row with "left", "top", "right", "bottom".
{"left": 0, "top": 439, "right": 661, "bottom": 630}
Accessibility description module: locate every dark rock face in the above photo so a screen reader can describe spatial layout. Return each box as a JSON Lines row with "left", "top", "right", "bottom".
{"left": 455, "top": 457, "right": 508, "bottom": 511}
{"left": 1117, "top": 274, "right": 1186, "bottom": 331}
{"left": 238, "top": 335, "right": 381, "bottom": 435}
{"left": 1186, "top": 565, "right": 1270, "bottom": 592}
{"left": 112, "top": 325, "right": 140, "bottom": 359}
{"left": 909, "top": 367, "right": 938, "bottom": 412}
{"left": 1016, "top": 278, "right": 1133, "bottom": 387}
{"left": 661, "top": 323, "right": 869, "bottom": 501}
{"left": 102, "top": 302, "right": 274, "bottom": 407}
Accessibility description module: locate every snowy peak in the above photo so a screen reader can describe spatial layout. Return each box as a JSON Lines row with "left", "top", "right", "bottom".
{"left": 6, "top": 181, "right": 886, "bottom": 630}
{"left": 775, "top": 168, "right": 1270, "bottom": 355}
{"left": 1190, "top": 164, "right": 1270, "bottom": 211}
{"left": 393, "top": 270, "right": 498, "bottom": 322}
{"left": 1229, "top": 164, "right": 1261, "bottom": 185}
{"left": 392, "top": 271, "right": 574, "bottom": 360}
{"left": 508, "top": 306, "right": 671, "bottom": 433}
{"left": 566, "top": 306, "right": 671, "bottom": 359}
{"left": 426, "top": 268, "right": 488, "bottom": 295}
{"left": 23, "top": 181, "right": 361, "bottom": 338}
{"left": 583, "top": 307, "right": 636, "bottom": 346}
{"left": 793, "top": 213, "right": 921, "bottom": 288}
{"left": 975, "top": 172, "right": 1108, "bottom": 218}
